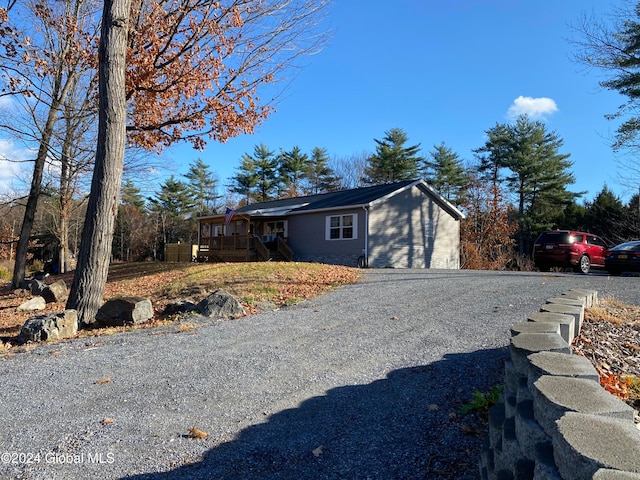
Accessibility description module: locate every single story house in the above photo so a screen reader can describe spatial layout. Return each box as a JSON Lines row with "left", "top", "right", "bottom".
{"left": 196, "top": 179, "right": 465, "bottom": 268}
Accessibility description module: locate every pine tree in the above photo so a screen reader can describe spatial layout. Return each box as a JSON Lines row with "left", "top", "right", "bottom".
{"left": 231, "top": 144, "right": 278, "bottom": 202}
{"left": 475, "top": 115, "right": 581, "bottom": 255}
{"left": 363, "top": 128, "right": 423, "bottom": 184}
{"left": 423, "top": 142, "right": 468, "bottom": 204}
{"left": 304, "top": 147, "right": 340, "bottom": 194}
{"left": 183, "top": 158, "right": 219, "bottom": 216}
{"left": 278, "top": 146, "right": 309, "bottom": 197}
{"left": 584, "top": 185, "right": 626, "bottom": 245}
{"left": 473, "top": 122, "right": 512, "bottom": 187}
{"left": 151, "top": 176, "right": 196, "bottom": 244}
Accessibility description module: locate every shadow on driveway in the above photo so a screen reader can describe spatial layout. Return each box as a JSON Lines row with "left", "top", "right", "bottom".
{"left": 123, "top": 347, "right": 507, "bottom": 480}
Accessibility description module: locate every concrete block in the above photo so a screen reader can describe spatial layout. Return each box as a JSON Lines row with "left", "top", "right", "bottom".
{"left": 496, "top": 469, "right": 514, "bottom": 480}
{"left": 510, "top": 333, "right": 571, "bottom": 375}
{"left": 593, "top": 470, "right": 640, "bottom": 480}
{"left": 514, "top": 458, "right": 535, "bottom": 480}
{"left": 489, "top": 402, "right": 506, "bottom": 449}
{"left": 555, "top": 413, "right": 640, "bottom": 480}
{"left": 565, "top": 288, "right": 598, "bottom": 307}
{"left": 532, "top": 376, "right": 635, "bottom": 435}
{"left": 504, "top": 359, "right": 519, "bottom": 395}
{"left": 533, "top": 460, "right": 563, "bottom": 480}
{"left": 539, "top": 303, "right": 583, "bottom": 333}
{"left": 511, "top": 321, "right": 561, "bottom": 337}
{"left": 501, "top": 417, "right": 523, "bottom": 474}
{"left": 546, "top": 296, "right": 585, "bottom": 307}
{"left": 517, "top": 375, "right": 533, "bottom": 404}
{"left": 515, "top": 399, "right": 552, "bottom": 461}
{"left": 527, "top": 312, "right": 575, "bottom": 343}
{"left": 527, "top": 351, "right": 600, "bottom": 390}
{"left": 535, "top": 440, "right": 555, "bottom": 468}
{"left": 505, "top": 392, "right": 517, "bottom": 419}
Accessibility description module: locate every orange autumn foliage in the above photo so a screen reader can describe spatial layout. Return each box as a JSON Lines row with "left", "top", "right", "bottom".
{"left": 461, "top": 178, "right": 517, "bottom": 270}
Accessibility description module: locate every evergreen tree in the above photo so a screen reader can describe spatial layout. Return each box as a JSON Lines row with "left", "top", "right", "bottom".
{"left": 151, "top": 176, "right": 195, "bottom": 245}
{"left": 626, "top": 193, "right": 640, "bottom": 240}
{"left": 183, "top": 158, "right": 220, "bottom": 216}
{"left": 304, "top": 147, "right": 340, "bottom": 194}
{"left": 475, "top": 116, "right": 580, "bottom": 255}
{"left": 507, "top": 116, "right": 579, "bottom": 253}
{"left": 278, "top": 146, "right": 309, "bottom": 197}
{"left": 363, "top": 128, "right": 423, "bottom": 184}
{"left": 231, "top": 144, "right": 278, "bottom": 202}
{"left": 473, "top": 122, "right": 512, "bottom": 187}
{"left": 423, "top": 142, "right": 469, "bottom": 204}
{"left": 584, "top": 185, "right": 626, "bottom": 245}
{"left": 558, "top": 200, "right": 588, "bottom": 232}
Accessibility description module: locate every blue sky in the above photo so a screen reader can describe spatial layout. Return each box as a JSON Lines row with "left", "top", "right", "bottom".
{"left": 164, "top": 0, "right": 629, "bottom": 204}
{"left": 0, "top": 1, "right": 631, "bottom": 204}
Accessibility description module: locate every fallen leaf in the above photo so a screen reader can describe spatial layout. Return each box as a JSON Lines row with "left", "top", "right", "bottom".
{"left": 95, "top": 377, "right": 112, "bottom": 384}
{"left": 188, "top": 427, "right": 208, "bottom": 439}
{"left": 101, "top": 417, "right": 114, "bottom": 425}
{"left": 391, "top": 316, "right": 398, "bottom": 321}
{"left": 312, "top": 445, "right": 323, "bottom": 457}
{"left": 428, "top": 404, "right": 439, "bottom": 411}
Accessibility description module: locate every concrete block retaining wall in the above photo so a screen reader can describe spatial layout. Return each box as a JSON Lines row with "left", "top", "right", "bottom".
{"left": 479, "top": 289, "right": 640, "bottom": 480}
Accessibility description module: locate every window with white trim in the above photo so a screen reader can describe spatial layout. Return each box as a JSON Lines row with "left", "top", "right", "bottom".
{"left": 325, "top": 214, "right": 357, "bottom": 240}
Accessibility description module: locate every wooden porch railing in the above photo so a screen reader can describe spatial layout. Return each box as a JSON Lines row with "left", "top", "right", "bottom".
{"left": 254, "top": 236, "right": 270, "bottom": 261}
{"left": 277, "top": 236, "right": 294, "bottom": 261}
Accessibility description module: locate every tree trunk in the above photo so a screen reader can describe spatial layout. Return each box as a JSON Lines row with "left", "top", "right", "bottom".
{"left": 11, "top": 117, "right": 58, "bottom": 288}
{"left": 66, "top": 0, "right": 131, "bottom": 325}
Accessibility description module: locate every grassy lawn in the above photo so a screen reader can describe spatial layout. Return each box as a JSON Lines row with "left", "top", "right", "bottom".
{"left": 0, "top": 262, "right": 361, "bottom": 350}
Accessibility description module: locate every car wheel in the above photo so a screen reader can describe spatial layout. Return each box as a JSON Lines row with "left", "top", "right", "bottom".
{"left": 576, "top": 255, "right": 590, "bottom": 274}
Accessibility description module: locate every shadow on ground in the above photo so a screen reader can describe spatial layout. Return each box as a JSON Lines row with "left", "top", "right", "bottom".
{"left": 123, "top": 347, "right": 507, "bottom": 480}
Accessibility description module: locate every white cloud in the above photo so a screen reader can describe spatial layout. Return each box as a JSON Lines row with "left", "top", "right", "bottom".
{"left": 0, "top": 139, "right": 31, "bottom": 197}
{"left": 506, "top": 96, "right": 558, "bottom": 121}
{"left": 0, "top": 95, "right": 14, "bottom": 110}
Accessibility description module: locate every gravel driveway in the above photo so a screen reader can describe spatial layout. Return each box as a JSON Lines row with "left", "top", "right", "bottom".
{"left": 1, "top": 269, "right": 638, "bottom": 480}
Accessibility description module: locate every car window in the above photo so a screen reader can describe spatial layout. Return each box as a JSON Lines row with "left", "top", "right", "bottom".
{"left": 587, "top": 236, "right": 606, "bottom": 247}
{"left": 613, "top": 242, "right": 640, "bottom": 251}
{"left": 537, "top": 232, "right": 569, "bottom": 243}
{"left": 571, "top": 234, "right": 584, "bottom": 243}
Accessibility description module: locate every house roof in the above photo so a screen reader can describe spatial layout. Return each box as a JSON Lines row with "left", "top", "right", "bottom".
{"left": 232, "top": 179, "right": 465, "bottom": 220}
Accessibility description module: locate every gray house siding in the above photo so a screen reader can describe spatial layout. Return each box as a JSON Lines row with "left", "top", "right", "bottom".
{"left": 287, "top": 208, "right": 366, "bottom": 266}
{"left": 367, "top": 185, "right": 460, "bottom": 269}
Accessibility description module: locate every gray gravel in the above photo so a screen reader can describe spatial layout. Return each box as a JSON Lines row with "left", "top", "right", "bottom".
{"left": 1, "top": 269, "right": 639, "bottom": 480}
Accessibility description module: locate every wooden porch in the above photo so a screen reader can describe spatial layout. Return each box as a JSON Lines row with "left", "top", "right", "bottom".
{"left": 196, "top": 216, "right": 293, "bottom": 263}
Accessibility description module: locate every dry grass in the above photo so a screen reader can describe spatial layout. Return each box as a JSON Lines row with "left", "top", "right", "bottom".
{"left": 580, "top": 297, "right": 640, "bottom": 410}
{"left": 0, "top": 261, "right": 360, "bottom": 350}
{"left": 585, "top": 297, "right": 640, "bottom": 326}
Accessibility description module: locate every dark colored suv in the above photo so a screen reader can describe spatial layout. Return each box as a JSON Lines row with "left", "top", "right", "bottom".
{"left": 533, "top": 230, "right": 608, "bottom": 274}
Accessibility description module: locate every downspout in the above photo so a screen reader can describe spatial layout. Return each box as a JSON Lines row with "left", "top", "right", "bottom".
{"left": 363, "top": 206, "right": 369, "bottom": 267}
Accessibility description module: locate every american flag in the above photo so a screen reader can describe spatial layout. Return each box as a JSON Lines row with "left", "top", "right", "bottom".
{"left": 224, "top": 207, "right": 236, "bottom": 225}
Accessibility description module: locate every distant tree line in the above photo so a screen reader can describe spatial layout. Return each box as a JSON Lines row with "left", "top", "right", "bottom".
{"left": 2, "top": 116, "right": 639, "bottom": 271}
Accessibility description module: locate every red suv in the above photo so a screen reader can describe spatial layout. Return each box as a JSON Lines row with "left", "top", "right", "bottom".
{"left": 533, "top": 230, "right": 608, "bottom": 274}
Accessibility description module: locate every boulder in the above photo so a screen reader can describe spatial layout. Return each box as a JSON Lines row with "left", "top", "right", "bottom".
{"left": 16, "top": 296, "right": 47, "bottom": 312}
{"left": 30, "top": 279, "right": 46, "bottom": 296}
{"left": 30, "top": 279, "right": 68, "bottom": 303}
{"left": 163, "top": 300, "right": 199, "bottom": 316}
{"left": 42, "top": 280, "right": 68, "bottom": 303}
{"left": 19, "top": 310, "right": 78, "bottom": 343}
{"left": 197, "top": 289, "right": 246, "bottom": 319}
{"left": 94, "top": 297, "right": 154, "bottom": 327}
